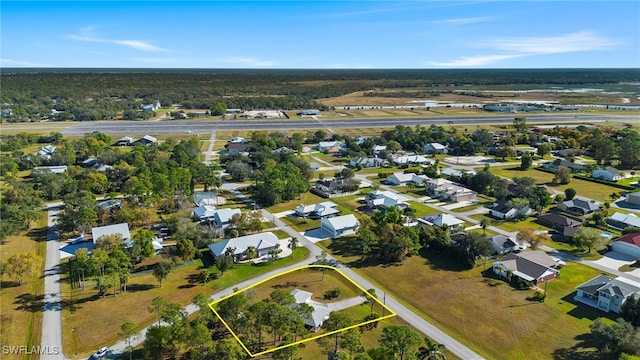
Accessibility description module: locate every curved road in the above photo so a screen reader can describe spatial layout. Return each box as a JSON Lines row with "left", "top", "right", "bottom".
{"left": 4, "top": 113, "right": 637, "bottom": 136}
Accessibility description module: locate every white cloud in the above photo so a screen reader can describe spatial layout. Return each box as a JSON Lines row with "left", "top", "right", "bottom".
{"left": 0, "top": 58, "right": 51, "bottom": 67}
{"left": 428, "top": 31, "right": 622, "bottom": 67}
{"left": 68, "top": 26, "right": 166, "bottom": 52}
{"left": 221, "top": 57, "right": 277, "bottom": 67}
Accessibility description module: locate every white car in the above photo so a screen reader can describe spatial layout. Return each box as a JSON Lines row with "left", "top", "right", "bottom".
{"left": 90, "top": 347, "right": 109, "bottom": 359}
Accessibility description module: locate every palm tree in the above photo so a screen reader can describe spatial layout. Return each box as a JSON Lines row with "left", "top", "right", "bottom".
{"left": 417, "top": 338, "right": 446, "bottom": 360}
{"left": 288, "top": 237, "right": 299, "bottom": 251}
{"left": 245, "top": 246, "right": 257, "bottom": 260}
{"left": 479, "top": 218, "right": 491, "bottom": 235}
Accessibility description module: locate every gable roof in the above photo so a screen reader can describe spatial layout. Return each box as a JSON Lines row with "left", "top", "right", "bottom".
{"left": 497, "top": 250, "right": 558, "bottom": 281}
{"left": 538, "top": 213, "right": 582, "bottom": 227}
{"left": 207, "top": 232, "right": 278, "bottom": 257}
{"left": 294, "top": 202, "right": 339, "bottom": 217}
{"left": 577, "top": 274, "right": 640, "bottom": 298}
{"left": 609, "top": 212, "right": 640, "bottom": 228}
{"left": 322, "top": 214, "right": 359, "bottom": 231}
{"left": 194, "top": 205, "right": 217, "bottom": 220}
{"left": 388, "top": 172, "right": 415, "bottom": 183}
{"left": 488, "top": 235, "right": 517, "bottom": 250}
{"left": 615, "top": 233, "right": 640, "bottom": 247}
{"left": 291, "top": 289, "right": 312, "bottom": 303}
{"left": 92, "top": 223, "right": 131, "bottom": 243}
{"left": 194, "top": 192, "right": 217, "bottom": 206}
{"left": 425, "top": 142, "right": 446, "bottom": 150}
{"left": 423, "top": 213, "right": 464, "bottom": 228}
{"left": 290, "top": 289, "right": 331, "bottom": 329}
{"left": 490, "top": 199, "right": 513, "bottom": 213}
{"left": 214, "top": 208, "right": 242, "bottom": 224}
{"left": 561, "top": 199, "right": 601, "bottom": 212}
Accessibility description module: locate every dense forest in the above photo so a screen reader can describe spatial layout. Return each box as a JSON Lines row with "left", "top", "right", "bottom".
{"left": 1, "top": 68, "right": 639, "bottom": 122}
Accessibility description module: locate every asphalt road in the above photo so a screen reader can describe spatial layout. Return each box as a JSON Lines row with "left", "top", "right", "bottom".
{"left": 7, "top": 113, "right": 634, "bottom": 136}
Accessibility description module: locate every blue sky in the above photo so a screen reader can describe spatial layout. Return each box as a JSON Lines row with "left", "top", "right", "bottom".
{"left": 1, "top": 1, "right": 638, "bottom": 68}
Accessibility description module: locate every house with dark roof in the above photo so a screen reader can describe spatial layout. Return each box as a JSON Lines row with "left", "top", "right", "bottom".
{"left": 133, "top": 135, "right": 157, "bottom": 145}
{"left": 537, "top": 213, "right": 582, "bottom": 240}
{"left": 492, "top": 250, "right": 559, "bottom": 285}
{"left": 489, "top": 199, "right": 532, "bottom": 220}
{"left": 574, "top": 274, "right": 640, "bottom": 313}
{"left": 557, "top": 198, "right": 601, "bottom": 215}
{"left": 612, "top": 233, "right": 640, "bottom": 259}
{"left": 487, "top": 235, "right": 518, "bottom": 255}
{"left": 626, "top": 191, "right": 640, "bottom": 206}
{"left": 313, "top": 178, "right": 360, "bottom": 198}
{"left": 114, "top": 136, "right": 134, "bottom": 146}
{"left": 541, "top": 159, "right": 584, "bottom": 173}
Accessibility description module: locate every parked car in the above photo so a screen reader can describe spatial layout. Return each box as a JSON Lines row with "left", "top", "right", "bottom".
{"left": 90, "top": 347, "right": 109, "bottom": 359}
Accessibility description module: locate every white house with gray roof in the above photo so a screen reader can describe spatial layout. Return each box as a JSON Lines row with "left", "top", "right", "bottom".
{"left": 294, "top": 201, "right": 340, "bottom": 219}
{"left": 91, "top": 223, "right": 131, "bottom": 245}
{"left": 321, "top": 214, "right": 360, "bottom": 238}
{"left": 575, "top": 274, "right": 640, "bottom": 314}
{"left": 207, "top": 232, "right": 279, "bottom": 261}
{"left": 290, "top": 289, "right": 331, "bottom": 332}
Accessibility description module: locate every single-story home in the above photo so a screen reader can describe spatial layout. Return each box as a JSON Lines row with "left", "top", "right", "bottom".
{"left": 96, "top": 164, "right": 113, "bottom": 172}
{"left": 425, "top": 178, "right": 478, "bottom": 203}
{"left": 421, "top": 213, "right": 465, "bottom": 231}
{"left": 424, "top": 142, "right": 447, "bottom": 154}
{"left": 318, "top": 141, "right": 346, "bottom": 153}
{"left": 193, "top": 205, "right": 217, "bottom": 222}
{"left": 33, "top": 166, "right": 68, "bottom": 175}
{"left": 574, "top": 274, "right": 640, "bottom": 314}
{"left": 37, "top": 145, "right": 56, "bottom": 160}
{"left": 612, "top": 233, "right": 640, "bottom": 259}
{"left": 213, "top": 208, "right": 242, "bottom": 229}
{"left": 194, "top": 192, "right": 217, "bottom": 207}
{"left": 386, "top": 172, "right": 429, "bottom": 186}
{"left": 133, "top": 135, "right": 157, "bottom": 145}
{"left": 489, "top": 199, "right": 532, "bottom": 220}
{"left": 348, "top": 157, "right": 389, "bottom": 168}
{"left": 229, "top": 136, "right": 249, "bottom": 144}
{"left": 592, "top": 167, "right": 622, "bottom": 181}
{"left": 541, "top": 159, "right": 584, "bottom": 173}
{"left": 392, "top": 155, "right": 432, "bottom": 166}
{"left": 537, "top": 213, "right": 582, "bottom": 231}
{"left": 557, "top": 198, "right": 601, "bottom": 215}
{"left": 91, "top": 223, "right": 131, "bottom": 245}
{"left": 440, "top": 168, "right": 476, "bottom": 178}
{"left": 320, "top": 214, "right": 360, "bottom": 238}
{"left": 372, "top": 145, "right": 387, "bottom": 154}
{"left": 300, "top": 109, "right": 321, "bottom": 116}
{"left": 81, "top": 158, "right": 98, "bottom": 167}
{"left": 114, "top": 136, "right": 134, "bottom": 146}
{"left": 313, "top": 178, "right": 361, "bottom": 197}
{"left": 487, "top": 235, "right": 518, "bottom": 255}
{"left": 290, "top": 289, "right": 330, "bottom": 332}
{"left": 207, "top": 232, "right": 280, "bottom": 261}
{"left": 226, "top": 143, "right": 250, "bottom": 154}
{"left": 492, "top": 250, "right": 559, "bottom": 285}
{"left": 607, "top": 212, "right": 640, "bottom": 230}
{"left": 365, "top": 190, "right": 409, "bottom": 210}
{"left": 626, "top": 191, "right": 640, "bottom": 206}
{"left": 294, "top": 201, "right": 340, "bottom": 219}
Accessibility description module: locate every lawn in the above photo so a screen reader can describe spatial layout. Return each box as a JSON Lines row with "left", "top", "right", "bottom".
{"left": 316, "top": 238, "right": 614, "bottom": 360}
{"left": 265, "top": 192, "right": 327, "bottom": 214}
{"left": 280, "top": 216, "right": 321, "bottom": 232}
{"left": 488, "top": 167, "right": 625, "bottom": 202}
{"left": 407, "top": 201, "right": 440, "bottom": 218}
{"left": 0, "top": 212, "right": 47, "bottom": 360}
{"left": 60, "top": 247, "right": 309, "bottom": 358}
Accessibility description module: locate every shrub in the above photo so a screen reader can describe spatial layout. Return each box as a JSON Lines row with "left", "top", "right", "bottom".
{"left": 323, "top": 288, "right": 341, "bottom": 300}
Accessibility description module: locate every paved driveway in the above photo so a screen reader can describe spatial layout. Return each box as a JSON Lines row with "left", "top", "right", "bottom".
{"left": 592, "top": 251, "right": 635, "bottom": 271}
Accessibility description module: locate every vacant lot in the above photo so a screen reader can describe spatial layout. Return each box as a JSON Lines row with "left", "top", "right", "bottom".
{"left": 0, "top": 213, "right": 47, "bottom": 360}
{"left": 316, "top": 237, "right": 616, "bottom": 360}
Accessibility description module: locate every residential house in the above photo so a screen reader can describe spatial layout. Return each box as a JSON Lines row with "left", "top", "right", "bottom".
{"left": 96, "top": 199, "right": 122, "bottom": 211}
{"left": 424, "top": 142, "right": 447, "bottom": 154}
{"left": 317, "top": 141, "right": 346, "bottom": 154}
{"left": 194, "top": 192, "right": 217, "bottom": 207}
{"left": 142, "top": 101, "right": 161, "bottom": 112}
{"left": 592, "top": 167, "right": 622, "bottom": 181}
{"left": 273, "top": 146, "right": 292, "bottom": 154}
{"left": 308, "top": 162, "right": 320, "bottom": 171}
{"left": 421, "top": 213, "right": 465, "bottom": 232}
{"left": 489, "top": 199, "right": 532, "bottom": 220}
{"left": 487, "top": 235, "right": 518, "bottom": 255}
{"left": 207, "top": 232, "right": 280, "bottom": 261}
{"left": 213, "top": 208, "right": 242, "bottom": 229}
{"left": 33, "top": 166, "right": 68, "bottom": 175}
{"left": 348, "top": 157, "right": 389, "bottom": 168}
{"left": 392, "top": 154, "right": 432, "bottom": 166}
{"left": 226, "top": 142, "right": 250, "bottom": 154}
{"left": 425, "top": 178, "right": 478, "bottom": 203}
{"left": 612, "top": 233, "right": 640, "bottom": 259}
{"left": 492, "top": 250, "right": 559, "bottom": 285}
{"left": 81, "top": 158, "right": 98, "bottom": 167}
{"left": 114, "top": 136, "right": 134, "bottom": 146}
{"left": 313, "top": 178, "right": 360, "bottom": 197}
{"left": 575, "top": 274, "right": 640, "bottom": 314}
{"left": 91, "top": 223, "right": 131, "bottom": 245}
{"left": 320, "top": 214, "right": 360, "bottom": 238}
{"left": 365, "top": 190, "right": 409, "bottom": 210}
{"left": 541, "top": 159, "right": 584, "bottom": 173}
{"left": 294, "top": 201, "right": 340, "bottom": 219}
{"left": 290, "top": 289, "right": 330, "bottom": 332}
{"left": 96, "top": 164, "right": 113, "bottom": 173}
{"left": 386, "top": 172, "right": 428, "bottom": 186}
{"left": 558, "top": 198, "right": 601, "bottom": 215}
{"left": 626, "top": 191, "right": 640, "bottom": 206}
{"left": 372, "top": 145, "right": 387, "bottom": 154}
{"left": 537, "top": 213, "right": 582, "bottom": 240}
{"left": 133, "top": 135, "right": 157, "bottom": 145}
{"left": 229, "top": 137, "right": 249, "bottom": 144}
{"left": 440, "top": 168, "right": 476, "bottom": 178}
{"left": 37, "top": 145, "right": 56, "bottom": 160}
{"left": 607, "top": 212, "right": 640, "bottom": 230}
{"left": 193, "top": 205, "right": 217, "bottom": 222}
{"left": 556, "top": 148, "right": 586, "bottom": 157}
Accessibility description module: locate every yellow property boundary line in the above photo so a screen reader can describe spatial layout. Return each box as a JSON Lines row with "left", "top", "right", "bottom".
{"left": 208, "top": 264, "right": 397, "bottom": 357}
